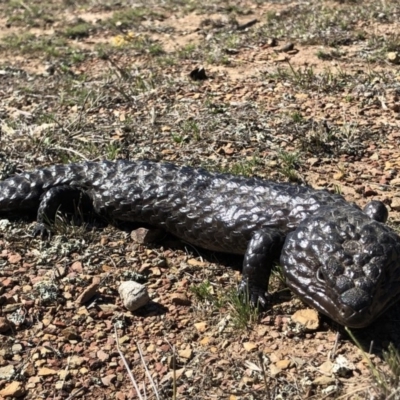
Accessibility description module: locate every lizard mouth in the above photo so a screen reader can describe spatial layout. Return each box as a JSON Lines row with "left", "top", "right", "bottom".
{"left": 314, "top": 292, "right": 373, "bottom": 328}
{"left": 285, "top": 277, "right": 375, "bottom": 328}
{"left": 287, "top": 281, "right": 375, "bottom": 328}
{"left": 336, "top": 305, "right": 374, "bottom": 328}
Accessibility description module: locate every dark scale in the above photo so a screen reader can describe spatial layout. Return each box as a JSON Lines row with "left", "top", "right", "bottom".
{"left": 1, "top": 159, "right": 399, "bottom": 328}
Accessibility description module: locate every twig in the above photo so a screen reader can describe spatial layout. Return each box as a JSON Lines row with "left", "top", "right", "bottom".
{"left": 51, "top": 146, "right": 88, "bottom": 161}
{"left": 136, "top": 342, "right": 160, "bottom": 400}
{"left": 66, "top": 387, "right": 86, "bottom": 400}
{"left": 330, "top": 331, "right": 340, "bottom": 360}
{"left": 258, "top": 352, "right": 271, "bottom": 400}
{"left": 183, "top": 243, "right": 204, "bottom": 262}
{"left": 114, "top": 324, "right": 144, "bottom": 400}
{"left": 18, "top": 0, "right": 33, "bottom": 13}
{"left": 236, "top": 19, "right": 258, "bottom": 31}
{"left": 165, "top": 339, "right": 177, "bottom": 400}
{"left": 59, "top": 357, "right": 71, "bottom": 391}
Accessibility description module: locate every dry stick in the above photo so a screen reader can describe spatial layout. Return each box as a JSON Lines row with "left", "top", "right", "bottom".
{"left": 74, "top": 91, "right": 92, "bottom": 131}
{"left": 344, "top": 327, "right": 387, "bottom": 396}
{"left": 18, "top": 0, "right": 33, "bottom": 13}
{"left": 330, "top": 331, "right": 340, "bottom": 360}
{"left": 258, "top": 352, "right": 271, "bottom": 400}
{"left": 65, "top": 387, "right": 86, "bottom": 400}
{"left": 165, "top": 339, "right": 177, "bottom": 400}
{"left": 172, "top": 348, "right": 177, "bottom": 400}
{"left": 141, "top": 382, "right": 147, "bottom": 400}
{"left": 136, "top": 342, "right": 160, "bottom": 400}
{"left": 369, "top": 340, "right": 374, "bottom": 354}
{"left": 387, "top": 387, "right": 400, "bottom": 400}
{"left": 59, "top": 356, "right": 71, "bottom": 391}
{"left": 336, "top": 385, "right": 383, "bottom": 400}
{"left": 114, "top": 324, "right": 144, "bottom": 400}
{"left": 51, "top": 146, "right": 88, "bottom": 161}
{"left": 183, "top": 243, "right": 204, "bottom": 262}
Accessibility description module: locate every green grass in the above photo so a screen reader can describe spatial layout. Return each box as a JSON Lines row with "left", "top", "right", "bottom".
{"left": 178, "top": 43, "right": 197, "bottom": 59}
{"left": 316, "top": 50, "right": 333, "bottom": 61}
{"left": 0, "top": 31, "right": 88, "bottom": 65}
{"left": 148, "top": 42, "right": 164, "bottom": 56}
{"left": 259, "top": 1, "right": 372, "bottom": 46}
{"left": 225, "top": 287, "right": 260, "bottom": 329}
{"left": 221, "top": 157, "right": 262, "bottom": 177}
{"left": 104, "top": 7, "right": 164, "bottom": 30}
{"left": 191, "top": 282, "right": 259, "bottom": 329}
{"left": 5, "top": 1, "right": 57, "bottom": 27}
{"left": 171, "top": 133, "right": 186, "bottom": 144}
{"left": 63, "top": 21, "right": 94, "bottom": 39}
{"left": 157, "top": 55, "right": 177, "bottom": 67}
{"left": 190, "top": 281, "right": 215, "bottom": 302}
{"left": 347, "top": 329, "right": 400, "bottom": 399}
{"left": 290, "top": 111, "right": 304, "bottom": 123}
{"left": 180, "top": 120, "right": 201, "bottom": 140}
{"left": 105, "top": 143, "right": 122, "bottom": 160}
{"left": 297, "top": 121, "right": 337, "bottom": 155}
{"left": 333, "top": 184, "right": 342, "bottom": 195}
{"left": 105, "top": 66, "right": 158, "bottom": 101}
{"left": 1, "top": 33, "right": 69, "bottom": 57}
{"left": 277, "top": 151, "right": 300, "bottom": 181}
{"left": 378, "top": 343, "right": 400, "bottom": 395}
{"left": 110, "top": 32, "right": 164, "bottom": 56}
{"left": 286, "top": 62, "right": 348, "bottom": 92}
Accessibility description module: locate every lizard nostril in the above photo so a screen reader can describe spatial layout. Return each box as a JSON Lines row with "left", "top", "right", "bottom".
{"left": 316, "top": 268, "right": 325, "bottom": 283}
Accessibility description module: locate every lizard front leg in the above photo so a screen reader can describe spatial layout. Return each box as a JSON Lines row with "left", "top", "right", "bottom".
{"left": 238, "top": 228, "right": 285, "bottom": 307}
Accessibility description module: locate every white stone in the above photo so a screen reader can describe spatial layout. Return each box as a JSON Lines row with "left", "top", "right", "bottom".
{"left": 0, "top": 365, "right": 15, "bottom": 379}
{"left": 118, "top": 281, "right": 150, "bottom": 311}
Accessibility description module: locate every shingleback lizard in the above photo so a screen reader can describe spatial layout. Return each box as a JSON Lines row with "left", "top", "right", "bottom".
{"left": 1, "top": 159, "right": 400, "bottom": 328}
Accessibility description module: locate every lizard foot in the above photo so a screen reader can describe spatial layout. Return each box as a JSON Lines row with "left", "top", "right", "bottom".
{"left": 238, "top": 280, "right": 269, "bottom": 309}
{"left": 32, "top": 223, "right": 51, "bottom": 239}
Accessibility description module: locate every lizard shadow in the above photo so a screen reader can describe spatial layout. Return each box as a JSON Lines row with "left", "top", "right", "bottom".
{"left": 333, "top": 303, "right": 400, "bottom": 359}
{"left": 114, "top": 222, "right": 292, "bottom": 315}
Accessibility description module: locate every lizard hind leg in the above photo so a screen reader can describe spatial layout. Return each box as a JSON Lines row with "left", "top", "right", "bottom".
{"left": 33, "top": 185, "right": 93, "bottom": 238}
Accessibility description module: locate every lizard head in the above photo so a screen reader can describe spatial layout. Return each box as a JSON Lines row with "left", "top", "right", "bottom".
{"left": 280, "top": 204, "right": 400, "bottom": 328}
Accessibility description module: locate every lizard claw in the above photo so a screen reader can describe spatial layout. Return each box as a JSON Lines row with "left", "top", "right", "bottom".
{"left": 238, "top": 280, "right": 269, "bottom": 309}
{"left": 32, "top": 223, "right": 51, "bottom": 239}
